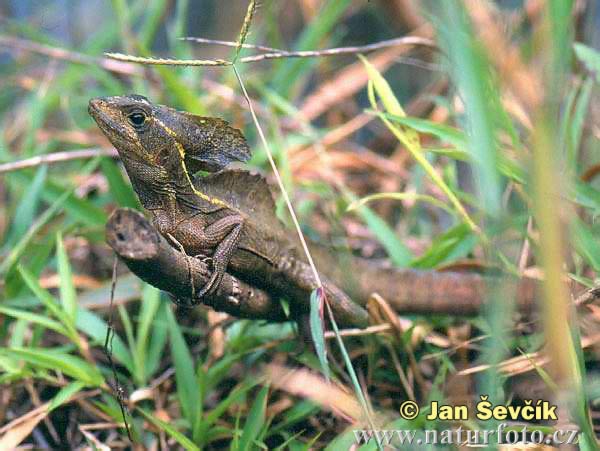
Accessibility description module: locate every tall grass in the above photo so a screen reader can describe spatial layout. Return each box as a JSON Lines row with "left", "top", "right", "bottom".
{"left": 1, "top": 0, "right": 599, "bottom": 449}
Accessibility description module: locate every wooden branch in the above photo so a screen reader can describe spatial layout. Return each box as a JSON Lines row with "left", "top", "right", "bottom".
{"left": 106, "top": 208, "right": 287, "bottom": 322}
{"left": 0, "top": 148, "right": 116, "bottom": 175}
{"left": 106, "top": 209, "right": 600, "bottom": 326}
{"left": 106, "top": 209, "right": 370, "bottom": 327}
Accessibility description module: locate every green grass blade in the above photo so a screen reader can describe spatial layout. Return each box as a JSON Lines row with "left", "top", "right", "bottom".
{"left": 56, "top": 232, "right": 78, "bottom": 325}
{"left": 134, "top": 284, "right": 160, "bottom": 385}
{"left": 17, "top": 265, "right": 64, "bottom": 323}
{"left": 48, "top": 381, "right": 86, "bottom": 412}
{"left": 0, "top": 306, "right": 67, "bottom": 336}
{"left": 361, "top": 56, "right": 480, "bottom": 234}
{"left": 100, "top": 158, "right": 140, "bottom": 209}
{"left": 309, "top": 288, "right": 329, "bottom": 380}
{"left": 138, "top": 408, "right": 200, "bottom": 451}
{"left": 239, "top": 385, "right": 269, "bottom": 451}
{"left": 348, "top": 192, "right": 456, "bottom": 216}
{"left": 167, "top": 308, "right": 201, "bottom": 439}
{"left": 1, "top": 348, "right": 104, "bottom": 387}
{"left": 75, "top": 308, "right": 134, "bottom": 374}
{"left": 0, "top": 189, "right": 70, "bottom": 275}
{"left": 436, "top": 1, "right": 503, "bottom": 219}
{"left": 574, "top": 43, "right": 600, "bottom": 82}
{"left": 3, "top": 165, "right": 47, "bottom": 247}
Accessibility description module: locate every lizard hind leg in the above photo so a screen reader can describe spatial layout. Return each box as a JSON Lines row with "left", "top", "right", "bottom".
{"left": 195, "top": 215, "right": 244, "bottom": 298}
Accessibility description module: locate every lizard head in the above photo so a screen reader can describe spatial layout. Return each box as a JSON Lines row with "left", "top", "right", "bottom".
{"left": 88, "top": 94, "right": 251, "bottom": 173}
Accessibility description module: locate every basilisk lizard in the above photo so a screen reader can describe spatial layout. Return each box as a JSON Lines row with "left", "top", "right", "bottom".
{"left": 89, "top": 95, "right": 537, "bottom": 322}
{"left": 89, "top": 94, "right": 368, "bottom": 324}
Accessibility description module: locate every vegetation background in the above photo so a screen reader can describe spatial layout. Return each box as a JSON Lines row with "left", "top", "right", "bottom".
{"left": 2, "top": 0, "right": 600, "bottom": 449}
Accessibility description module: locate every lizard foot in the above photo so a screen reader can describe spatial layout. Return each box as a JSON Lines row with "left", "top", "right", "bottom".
{"left": 195, "top": 269, "right": 224, "bottom": 299}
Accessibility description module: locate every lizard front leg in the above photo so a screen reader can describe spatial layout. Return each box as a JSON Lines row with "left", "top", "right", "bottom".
{"left": 195, "top": 214, "right": 244, "bottom": 299}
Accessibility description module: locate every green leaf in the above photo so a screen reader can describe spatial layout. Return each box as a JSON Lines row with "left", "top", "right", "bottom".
{"left": 144, "top": 300, "right": 168, "bottom": 380}
{"left": 424, "top": 147, "right": 471, "bottom": 161}
{"left": 133, "top": 284, "right": 160, "bottom": 385}
{"left": 239, "top": 385, "right": 269, "bottom": 451}
{"left": 56, "top": 232, "right": 77, "bottom": 324}
{"left": 0, "top": 189, "right": 71, "bottom": 275}
{"left": 1, "top": 348, "right": 104, "bottom": 386}
{"left": 269, "top": 400, "right": 319, "bottom": 435}
{"left": 350, "top": 203, "right": 412, "bottom": 267}
{"left": 572, "top": 181, "right": 600, "bottom": 214}
{"left": 75, "top": 307, "right": 134, "bottom": 374}
{"left": 410, "top": 223, "right": 476, "bottom": 269}
{"left": 309, "top": 288, "right": 330, "bottom": 380}
{"left": 359, "top": 55, "right": 419, "bottom": 150}
{"left": 435, "top": 1, "right": 503, "bottom": 218}
{"left": 348, "top": 192, "right": 456, "bottom": 216}
{"left": 570, "top": 77, "right": 593, "bottom": 168}
{"left": 49, "top": 381, "right": 86, "bottom": 412}
{"left": 0, "top": 306, "right": 68, "bottom": 336}
{"left": 361, "top": 55, "right": 479, "bottom": 234}
{"left": 203, "top": 382, "right": 257, "bottom": 429}
{"left": 167, "top": 309, "right": 202, "bottom": 438}
{"left": 5, "top": 239, "right": 55, "bottom": 299}
{"left": 139, "top": 0, "right": 169, "bottom": 48}
{"left": 4, "top": 165, "right": 47, "bottom": 246}
{"left": 380, "top": 112, "right": 526, "bottom": 184}
{"left": 138, "top": 408, "right": 200, "bottom": 451}
{"left": 8, "top": 166, "right": 107, "bottom": 227}
{"left": 379, "top": 114, "right": 467, "bottom": 150}
{"left": 360, "top": 56, "right": 406, "bottom": 117}
{"left": 574, "top": 43, "right": 600, "bottom": 82}
{"left": 17, "top": 266, "right": 68, "bottom": 330}
{"left": 571, "top": 219, "right": 600, "bottom": 272}
{"left": 100, "top": 158, "right": 140, "bottom": 209}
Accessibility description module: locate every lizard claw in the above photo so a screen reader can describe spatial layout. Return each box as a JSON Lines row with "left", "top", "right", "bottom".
{"left": 195, "top": 270, "right": 224, "bottom": 299}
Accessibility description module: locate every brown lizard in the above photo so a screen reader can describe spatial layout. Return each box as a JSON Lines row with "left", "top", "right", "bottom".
{"left": 89, "top": 95, "right": 538, "bottom": 324}
{"left": 89, "top": 94, "right": 368, "bottom": 324}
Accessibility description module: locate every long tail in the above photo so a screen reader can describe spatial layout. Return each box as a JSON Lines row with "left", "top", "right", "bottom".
{"left": 308, "top": 244, "right": 537, "bottom": 315}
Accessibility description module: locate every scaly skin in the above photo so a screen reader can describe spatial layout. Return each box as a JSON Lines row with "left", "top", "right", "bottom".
{"left": 88, "top": 95, "right": 368, "bottom": 324}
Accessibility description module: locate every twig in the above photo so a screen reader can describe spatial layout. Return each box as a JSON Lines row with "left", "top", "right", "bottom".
{"left": 104, "top": 36, "right": 435, "bottom": 66}
{"left": 105, "top": 209, "right": 371, "bottom": 326}
{"left": 180, "top": 37, "right": 280, "bottom": 52}
{"left": 0, "top": 35, "right": 141, "bottom": 75}
{"left": 0, "top": 148, "right": 116, "bottom": 175}
{"left": 238, "top": 36, "right": 435, "bottom": 63}
{"left": 103, "top": 257, "right": 133, "bottom": 443}
{"left": 185, "top": 35, "right": 436, "bottom": 62}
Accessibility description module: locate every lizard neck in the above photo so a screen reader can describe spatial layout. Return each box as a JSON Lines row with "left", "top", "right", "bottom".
{"left": 168, "top": 144, "right": 231, "bottom": 211}
{"left": 119, "top": 142, "right": 231, "bottom": 214}
{"left": 120, "top": 155, "right": 177, "bottom": 212}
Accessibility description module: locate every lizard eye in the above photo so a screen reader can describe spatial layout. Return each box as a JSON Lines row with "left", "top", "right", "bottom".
{"left": 127, "top": 111, "right": 147, "bottom": 128}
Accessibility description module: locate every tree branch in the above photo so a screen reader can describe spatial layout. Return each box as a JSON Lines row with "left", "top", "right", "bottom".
{"left": 106, "top": 208, "right": 286, "bottom": 321}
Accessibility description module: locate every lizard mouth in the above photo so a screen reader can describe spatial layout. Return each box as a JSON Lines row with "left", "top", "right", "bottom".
{"left": 88, "top": 98, "right": 129, "bottom": 142}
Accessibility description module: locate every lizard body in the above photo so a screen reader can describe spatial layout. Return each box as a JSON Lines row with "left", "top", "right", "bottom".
{"left": 89, "top": 95, "right": 365, "bottom": 322}
{"left": 89, "top": 95, "right": 537, "bottom": 322}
